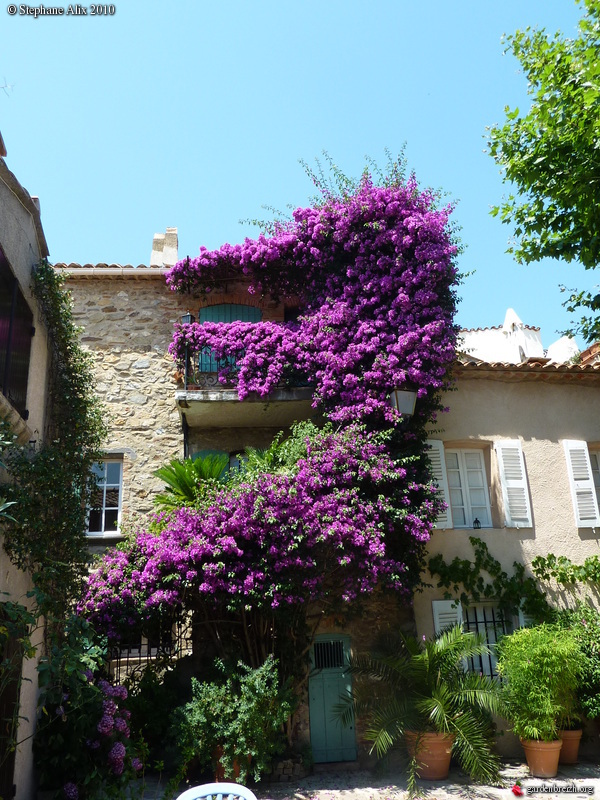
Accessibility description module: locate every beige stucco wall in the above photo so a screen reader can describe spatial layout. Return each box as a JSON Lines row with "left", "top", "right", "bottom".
{"left": 414, "top": 374, "right": 600, "bottom": 758}
{"left": 416, "top": 375, "right": 600, "bottom": 639}
{"left": 0, "top": 160, "right": 50, "bottom": 800}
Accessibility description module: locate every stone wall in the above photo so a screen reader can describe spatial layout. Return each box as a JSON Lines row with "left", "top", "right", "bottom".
{"left": 62, "top": 271, "right": 290, "bottom": 528}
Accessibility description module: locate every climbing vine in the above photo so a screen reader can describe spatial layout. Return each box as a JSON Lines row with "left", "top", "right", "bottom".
{"left": 531, "top": 553, "right": 600, "bottom": 587}
{"left": 428, "top": 537, "right": 600, "bottom": 623}
{"left": 1, "top": 259, "right": 107, "bottom": 617}
{"left": 428, "top": 536, "right": 552, "bottom": 621}
{"left": 81, "top": 158, "right": 459, "bottom": 698}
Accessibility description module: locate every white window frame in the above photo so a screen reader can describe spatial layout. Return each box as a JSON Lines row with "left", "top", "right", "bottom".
{"left": 563, "top": 440, "right": 600, "bottom": 528}
{"left": 87, "top": 459, "right": 123, "bottom": 538}
{"left": 444, "top": 448, "right": 492, "bottom": 529}
{"left": 428, "top": 439, "right": 533, "bottom": 530}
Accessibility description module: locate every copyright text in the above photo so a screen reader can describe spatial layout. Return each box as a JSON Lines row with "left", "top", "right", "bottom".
{"left": 7, "top": 4, "right": 116, "bottom": 16}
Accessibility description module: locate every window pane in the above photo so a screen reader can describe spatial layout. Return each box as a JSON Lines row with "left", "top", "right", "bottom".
{"left": 105, "top": 488, "right": 120, "bottom": 508}
{"left": 91, "top": 462, "right": 104, "bottom": 480}
{"left": 447, "top": 471, "right": 462, "bottom": 488}
{"left": 469, "top": 488, "right": 487, "bottom": 506}
{"left": 464, "top": 452, "right": 482, "bottom": 470}
{"left": 106, "top": 462, "right": 121, "bottom": 484}
{"left": 104, "top": 509, "right": 119, "bottom": 531}
{"left": 90, "top": 489, "right": 104, "bottom": 507}
{"left": 445, "top": 452, "right": 459, "bottom": 470}
{"left": 453, "top": 507, "right": 466, "bottom": 526}
{"left": 88, "top": 509, "right": 102, "bottom": 532}
{"left": 466, "top": 470, "right": 484, "bottom": 488}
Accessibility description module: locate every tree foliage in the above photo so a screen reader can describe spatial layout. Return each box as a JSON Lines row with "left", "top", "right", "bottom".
{"left": 488, "top": 0, "right": 600, "bottom": 341}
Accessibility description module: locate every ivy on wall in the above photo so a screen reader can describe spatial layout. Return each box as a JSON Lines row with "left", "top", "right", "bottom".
{"left": 1, "top": 259, "right": 107, "bottom": 617}
{"left": 427, "top": 536, "right": 552, "bottom": 621}
{"left": 428, "top": 537, "right": 600, "bottom": 621}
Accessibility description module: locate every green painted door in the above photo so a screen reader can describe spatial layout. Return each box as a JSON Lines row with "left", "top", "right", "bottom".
{"left": 309, "top": 635, "right": 357, "bottom": 763}
{"left": 198, "top": 303, "right": 262, "bottom": 373}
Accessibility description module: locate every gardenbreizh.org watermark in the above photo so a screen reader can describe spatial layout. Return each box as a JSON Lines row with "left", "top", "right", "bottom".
{"left": 512, "top": 781, "right": 595, "bottom": 796}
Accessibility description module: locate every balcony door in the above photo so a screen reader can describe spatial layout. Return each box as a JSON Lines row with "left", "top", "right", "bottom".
{"left": 198, "top": 304, "right": 262, "bottom": 373}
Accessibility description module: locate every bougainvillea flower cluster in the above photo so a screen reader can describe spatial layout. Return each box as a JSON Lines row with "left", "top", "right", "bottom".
{"left": 80, "top": 424, "right": 442, "bottom": 637}
{"left": 168, "top": 175, "right": 458, "bottom": 423}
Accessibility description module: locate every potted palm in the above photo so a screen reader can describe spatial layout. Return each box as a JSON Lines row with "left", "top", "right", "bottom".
{"left": 340, "top": 625, "right": 502, "bottom": 793}
{"left": 496, "top": 623, "right": 582, "bottom": 777}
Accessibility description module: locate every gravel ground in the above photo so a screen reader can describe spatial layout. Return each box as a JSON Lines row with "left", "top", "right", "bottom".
{"left": 137, "top": 760, "right": 600, "bottom": 800}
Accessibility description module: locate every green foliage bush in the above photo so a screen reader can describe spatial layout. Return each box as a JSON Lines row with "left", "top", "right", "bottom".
{"left": 557, "top": 604, "right": 600, "bottom": 721}
{"left": 343, "top": 625, "right": 502, "bottom": 792}
{"left": 1, "top": 261, "right": 107, "bottom": 617}
{"left": 496, "top": 623, "right": 582, "bottom": 741}
{"left": 169, "top": 656, "right": 293, "bottom": 787}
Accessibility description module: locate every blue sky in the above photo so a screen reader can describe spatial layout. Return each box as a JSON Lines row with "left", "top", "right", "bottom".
{"left": 1, "top": 0, "right": 595, "bottom": 347}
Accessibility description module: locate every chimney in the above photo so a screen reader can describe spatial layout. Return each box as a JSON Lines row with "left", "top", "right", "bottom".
{"left": 150, "top": 226, "right": 178, "bottom": 267}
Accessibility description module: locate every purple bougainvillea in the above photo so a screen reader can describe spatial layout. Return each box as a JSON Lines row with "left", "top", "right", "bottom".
{"left": 168, "top": 175, "right": 458, "bottom": 423}
{"left": 80, "top": 424, "right": 442, "bottom": 640}
{"left": 80, "top": 168, "right": 458, "bottom": 668}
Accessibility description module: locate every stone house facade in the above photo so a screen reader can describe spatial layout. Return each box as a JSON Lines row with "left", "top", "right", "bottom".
{"left": 1, "top": 141, "right": 51, "bottom": 800}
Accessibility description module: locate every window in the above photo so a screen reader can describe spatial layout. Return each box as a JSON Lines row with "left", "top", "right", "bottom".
{"left": 87, "top": 460, "right": 123, "bottom": 537}
{"left": 445, "top": 449, "right": 491, "bottom": 528}
{"left": 591, "top": 451, "right": 600, "bottom": 507}
{"left": 428, "top": 439, "right": 532, "bottom": 529}
{"left": 563, "top": 440, "right": 600, "bottom": 528}
{"left": 229, "top": 451, "right": 247, "bottom": 474}
{"left": 432, "top": 599, "right": 513, "bottom": 677}
{"left": 0, "top": 248, "right": 34, "bottom": 420}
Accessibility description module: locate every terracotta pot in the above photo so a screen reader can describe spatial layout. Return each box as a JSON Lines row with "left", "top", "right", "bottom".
{"left": 520, "top": 738, "right": 562, "bottom": 778}
{"left": 405, "top": 731, "right": 455, "bottom": 780}
{"left": 559, "top": 729, "right": 583, "bottom": 764}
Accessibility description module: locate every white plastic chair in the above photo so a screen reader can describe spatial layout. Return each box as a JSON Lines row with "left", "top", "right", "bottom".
{"left": 176, "top": 782, "right": 258, "bottom": 800}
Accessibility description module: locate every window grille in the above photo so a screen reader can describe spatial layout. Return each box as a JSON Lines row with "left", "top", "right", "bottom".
{"left": 313, "top": 640, "right": 345, "bottom": 670}
{"left": 463, "top": 604, "right": 511, "bottom": 677}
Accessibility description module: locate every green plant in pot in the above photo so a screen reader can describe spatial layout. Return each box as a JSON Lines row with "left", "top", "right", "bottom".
{"left": 556, "top": 604, "right": 600, "bottom": 763}
{"left": 340, "top": 625, "right": 502, "bottom": 794}
{"left": 496, "top": 623, "right": 582, "bottom": 777}
{"left": 168, "top": 656, "right": 293, "bottom": 788}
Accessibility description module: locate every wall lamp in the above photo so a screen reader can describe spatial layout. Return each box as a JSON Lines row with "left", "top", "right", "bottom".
{"left": 181, "top": 312, "right": 195, "bottom": 325}
{"left": 390, "top": 388, "right": 417, "bottom": 417}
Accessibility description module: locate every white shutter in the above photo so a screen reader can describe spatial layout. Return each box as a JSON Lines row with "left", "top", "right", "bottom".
{"left": 563, "top": 440, "right": 600, "bottom": 528}
{"left": 432, "top": 599, "right": 463, "bottom": 634}
{"left": 427, "top": 440, "right": 453, "bottom": 529}
{"left": 494, "top": 440, "right": 532, "bottom": 528}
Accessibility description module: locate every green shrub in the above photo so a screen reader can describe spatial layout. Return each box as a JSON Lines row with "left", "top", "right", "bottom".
{"left": 557, "top": 604, "right": 600, "bottom": 721}
{"left": 34, "top": 617, "right": 144, "bottom": 800}
{"left": 496, "top": 623, "right": 582, "bottom": 741}
{"left": 169, "top": 656, "right": 293, "bottom": 786}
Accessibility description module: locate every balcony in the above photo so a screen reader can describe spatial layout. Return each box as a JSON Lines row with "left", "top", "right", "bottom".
{"left": 175, "top": 351, "right": 314, "bottom": 429}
